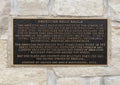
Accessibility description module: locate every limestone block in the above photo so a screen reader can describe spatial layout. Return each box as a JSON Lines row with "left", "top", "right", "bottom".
{"left": 111, "top": 27, "right": 120, "bottom": 67}
{"left": 16, "top": 0, "right": 49, "bottom": 15}
{"left": 53, "top": 67, "right": 105, "bottom": 77}
{"left": 0, "top": 0, "right": 10, "bottom": 15}
{"left": 104, "top": 76, "right": 120, "bottom": 85}
{"left": 0, "top": 16, "right": 9, "bottom": 39}
{"left": 0, "top": 0, "right": 10, "bottom": 39}
{"left": 0, "top": 0, "right": 6, "bottom": 15}
{"left": 52, "top": 0, "right": 104, "bottom": 16}
{"left": 54, "top": 66, "right": 120, "bottom": 77}
{"left": 57, "top": 78, "right": 86, "bottom": 85}
{"left": 57, "top": 77, "right": 102, "bottom": 85}
{"left": 48, "top": 70, "right": 56, "bottom": 85}
{"left": 90, "top": 77, "right": 102, "bottom": 85}
{"left": 0, "top": 68, "right": 47, "bottom": 85}
{"left": 110, "top": 0, "right": 120, "bottom": 20}
{"left": 0, "top": 40, "right": 7, "bottom": 68}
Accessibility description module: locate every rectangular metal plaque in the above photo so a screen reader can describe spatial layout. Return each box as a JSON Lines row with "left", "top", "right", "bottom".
{"left": 13, "top": 19, "right": 108, "bottom": 65}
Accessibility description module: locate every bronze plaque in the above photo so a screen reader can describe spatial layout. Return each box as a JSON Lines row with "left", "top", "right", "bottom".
{"left": 13, "top": 19, "right": 108, "bottom": 65}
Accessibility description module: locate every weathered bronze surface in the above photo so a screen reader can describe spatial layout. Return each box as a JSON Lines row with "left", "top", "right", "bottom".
{"left": 13, "top": 19, "right": 108, "bottom": 65}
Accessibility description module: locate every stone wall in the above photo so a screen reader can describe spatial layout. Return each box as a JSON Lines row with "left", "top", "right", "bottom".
{"left": 0, "top": 0, "right": 120, "bottom": 85}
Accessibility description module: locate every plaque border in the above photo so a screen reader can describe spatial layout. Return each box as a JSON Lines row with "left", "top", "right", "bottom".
{"left": 10, "top": 17, "right": 110, "bottom": 67}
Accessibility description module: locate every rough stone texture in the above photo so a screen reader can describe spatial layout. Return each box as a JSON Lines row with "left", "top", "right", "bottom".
{"left": 0, "top": 0, "right": 10, "bottom": 15}
{"left": 0, "top": 40, "right": 7, "bottom": 68}
{"left": 0, "top": 16, "right": 9, "bottom": 39}
{"left": 0, "top": 0, "right": 10, "bottom": 39}
{"left": 52, "top": 0, "right": 104, "bottom": 16}
{"left": 108, "top": 23, "right": 120, "bottom": 75}
{"left": 16, "top": 0, "right": 49, "bottom": 15}
{"left": 48, "top": 70, "right": 57, "bottom": 85}
{"left": 104, "top": 76, "right": 120, "bottom": 85}
{"left": 0, "top": 0, "right": 6, "bottom": 15}
{"left": 56, "top": 78, "right": 86, "bottom": 85}
{"left": 112, "top": 32, "right": 120, "bottom": 57}
{"left": 89, "top": 77, "right": 102, "bottom": 85}
{"left": 53, "top": 67, "right": 105, "bottom": 77}
{"left": 56, "top": 77, "right": 102, "bottom": 85}
{"left": 110, "top": 0, "right": 120, "bottom": 20}
{"left": 53, "top": 66, "right": 120, "bottom": 77}
{"left": 0, "top": 68, "right": 47, "bottom": 85}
